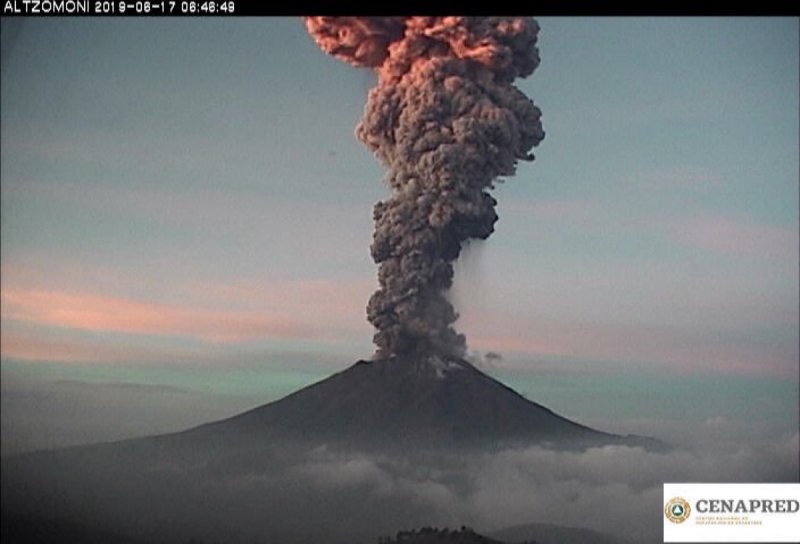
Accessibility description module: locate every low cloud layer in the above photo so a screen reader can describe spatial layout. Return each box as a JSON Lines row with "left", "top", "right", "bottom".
{"left": 275, "top": 434, "right": 798, "bottom": 542}
{"left": 4, "top": 410, "right": 796, "bottom": 543}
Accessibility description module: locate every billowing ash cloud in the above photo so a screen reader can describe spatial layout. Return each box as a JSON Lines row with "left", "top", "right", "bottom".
{"left": 305, "top": 17, "right": 545, "bottom": 359}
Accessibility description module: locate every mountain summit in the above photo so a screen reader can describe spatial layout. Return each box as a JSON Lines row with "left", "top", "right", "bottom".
{"left": 183, "top": 355, "right": 649, "bottom": 452}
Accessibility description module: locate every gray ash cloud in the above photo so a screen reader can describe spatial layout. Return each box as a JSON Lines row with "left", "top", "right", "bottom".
{"left": 306, "top": 17, "right": 545, "bottom": 359}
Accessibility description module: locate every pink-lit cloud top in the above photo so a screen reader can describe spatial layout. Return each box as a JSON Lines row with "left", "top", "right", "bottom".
{"left": 304, "top": 17, "right": 539, "bottom": 83}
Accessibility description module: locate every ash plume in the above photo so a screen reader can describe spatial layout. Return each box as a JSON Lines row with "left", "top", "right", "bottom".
{"left": 305, "top": 17, "right": 545, "bottom": 360}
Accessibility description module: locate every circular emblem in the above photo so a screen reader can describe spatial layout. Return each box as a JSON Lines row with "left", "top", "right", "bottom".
{"left": 665, "top": 497, "right": 691, "bottom": 524}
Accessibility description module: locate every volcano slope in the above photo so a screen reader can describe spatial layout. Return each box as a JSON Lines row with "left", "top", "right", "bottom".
{"left": 190, "top": 355, "right": 652, "bottom": 452}
{"left": 2, "top": 356, "right": 661, "bottom": 544}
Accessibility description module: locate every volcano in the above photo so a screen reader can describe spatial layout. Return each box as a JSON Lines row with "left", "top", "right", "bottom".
{"left": 188, "top": 355, "right": 647, "bottom": 452}
{"left": 2, "top": 357, "right": 659, "bottom": 544}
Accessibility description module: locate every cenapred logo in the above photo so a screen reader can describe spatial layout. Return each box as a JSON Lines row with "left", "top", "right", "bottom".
{"left": 664, "top": 483, "right": 800, "bottom": 542}
{"left": 665, "top": 497, "right": 692, "bottom": 524}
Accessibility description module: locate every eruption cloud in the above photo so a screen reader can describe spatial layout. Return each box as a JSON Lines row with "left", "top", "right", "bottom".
{"left": 305, "top": 17, "right": 545, "bottom": 360}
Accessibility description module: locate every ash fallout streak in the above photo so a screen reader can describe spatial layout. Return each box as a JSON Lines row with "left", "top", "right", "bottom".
{"left": 305, "top": 17, "right": 544, "bottom": 360}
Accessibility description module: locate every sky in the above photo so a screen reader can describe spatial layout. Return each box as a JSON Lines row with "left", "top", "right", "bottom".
{"left": 1, "top": 17, "right": 798, "bottom": 454}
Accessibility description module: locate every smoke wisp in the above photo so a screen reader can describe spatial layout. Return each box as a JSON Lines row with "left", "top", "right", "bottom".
{"left": 305, "top": 17, "right": 545, "bottom": 359}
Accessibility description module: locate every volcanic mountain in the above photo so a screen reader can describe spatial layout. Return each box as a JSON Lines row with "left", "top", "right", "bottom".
{"left": 187, "top": 355, "right": 649, "bottom": 452}
{"left": 2, "top": 356, "right": 659, "bottom": 544}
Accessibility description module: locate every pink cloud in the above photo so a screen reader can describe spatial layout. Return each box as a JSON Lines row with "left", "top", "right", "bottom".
{"left": 674, "top": 215, "right": 797, "bottom": 258}
{"left": 1, "top": 289, "right": 320, "bottom": 343}
{"left": 461, "top": 312, "right": 797, "bottom": 378}
{"left": 1, "top": 255, "right": 377, "bottom": 366}
{"left": 0, "top": 330, "right": 205, "bottom": 364}
{"left": 189, "top": 278, "right": 371, "bottom": 315}
{"left": 181, "top": 278, "right": 375, "bottom": 339}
